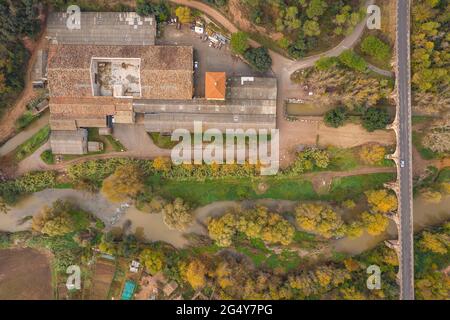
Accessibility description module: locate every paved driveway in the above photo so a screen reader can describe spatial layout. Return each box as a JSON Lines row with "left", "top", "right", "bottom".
{"left": 157, "top": 25, "right": 271, "bottom": 97}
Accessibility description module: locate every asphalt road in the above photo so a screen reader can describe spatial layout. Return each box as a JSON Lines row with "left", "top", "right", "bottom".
{"left": 396, "top": 0, "right": 415, "bottom": 300}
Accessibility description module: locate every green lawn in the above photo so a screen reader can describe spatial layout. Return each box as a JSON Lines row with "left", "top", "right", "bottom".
{"left": 40, "top": 149, "right": 55, "bottom": 164}
{"left": 326, "top": 173, "right": 396, "bottom": 201}
{"left": 147, "top": 176, "right": 317, "bottom": 206}
{"left": 104, "top": 135, "right": 126, "bottom": 152}
{"left": 147, "top": 172, "right": 396, "bottom": 206}
{"left": 148, "top": 132, "right": 179, "bottom": 149}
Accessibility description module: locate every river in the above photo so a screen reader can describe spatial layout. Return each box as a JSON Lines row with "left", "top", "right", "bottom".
{"left": 0, "top": 189, "right": 448, "bottom": 254}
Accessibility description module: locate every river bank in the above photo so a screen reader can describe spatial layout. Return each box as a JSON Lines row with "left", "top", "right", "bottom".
{"left": 1, "top": 189, "right": 448, "bottom": 254}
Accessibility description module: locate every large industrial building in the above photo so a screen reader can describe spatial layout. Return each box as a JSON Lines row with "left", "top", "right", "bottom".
{"left": 45, "top": 12, "right": 277, "bottom": 155}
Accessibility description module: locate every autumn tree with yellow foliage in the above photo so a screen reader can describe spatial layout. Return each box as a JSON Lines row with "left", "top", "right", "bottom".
{"left": 161, "top": 198, "right": 193, "bottom": 231}
{"left": 184, "top": 259, "right": 207, "bottom": 290}
{"left": 365, "top": 189, "right": 398, "bottom": 213}
{"left": 359, "top": 144, "right": 386, "bottom": 165}
{"left": 175, "top": 6, "right": 192, "bottom": 24}
{"left": 140, "top": 248, "right": 165, "bottom": 274}
{"left": 360, "top": 211, "right": 389, "bottom": 236}
{"left": 295, "top": 203, "right": 345, "bottom": 238}
{"left": 101, "top": 164, "right": 144, "bottom": 202}
{"left": 419, "top": 231, "right": 448, "bottom": 254}
{"left": 208, "top": 206, "right": 295, "bottom": 247}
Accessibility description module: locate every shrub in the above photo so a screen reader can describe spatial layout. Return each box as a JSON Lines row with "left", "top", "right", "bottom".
{"left": 315, "top": 57, "right": 339, "bottom": 70}
{"left": 360, "top": 35, "right": 391, "bottom": 62}
{"left": 40, "top": 149, "right": 55, "bottom": 165}
{"left": 244, "top": 47, "right": 272, "bottom": 73}
{"left": 324, "top": 106, "right": 349, "bottom": 128}
{"left": 14, "top": 125, "right": 50, "bottom": 161}
{"left": 338, "top": 49, "right": 367, "bottom": 72}
{"left": 161, "top": 198, "right": 193, "bottom": 231}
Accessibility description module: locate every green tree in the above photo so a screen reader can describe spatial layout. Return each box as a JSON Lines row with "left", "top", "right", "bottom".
{"left": 244, "top": 47, "right": 272, "bottom": 73}
{"left": 136, "top": 1, "right": 170, "bottom": 22}
{"left": 32, "top": 200, "right": 86, "bottom": 237}
{"left": 306, "top": 0, "right": 328, "bottom": 19}
{"left": 360, "top": 35, "right": 391, "bottom": 63}
{"left": 303, "top": 20, "right": 321, "bottom": 36}
{"left": 315, "top": 57, "right": 339, "bottom": 70}
{"left": 362, "top": 108, "right": 390, "bottom": 132}
{"left": 230, "top": 32, "right": 249, "bottom": 55}
{"left": 324, "top": 106, "right": 349, "bottom": 128}
{"left": 338, "top": 50, "right": 367, "bottom": 72}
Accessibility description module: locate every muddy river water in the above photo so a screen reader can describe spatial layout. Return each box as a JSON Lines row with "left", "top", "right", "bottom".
{"left": 0, "top": 189, "right": 448, "bottom": 255}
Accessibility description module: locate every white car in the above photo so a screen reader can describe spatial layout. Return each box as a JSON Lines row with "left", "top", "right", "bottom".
{"left": 400, "top": 160, "right": 405, "bottom": 168}
{"left": 194, "top": 61, "right": 199, "bottom": 69}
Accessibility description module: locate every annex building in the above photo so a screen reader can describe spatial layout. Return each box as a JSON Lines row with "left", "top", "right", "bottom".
{"left": 46, "top": 12, "right": 277, "bottom": 155}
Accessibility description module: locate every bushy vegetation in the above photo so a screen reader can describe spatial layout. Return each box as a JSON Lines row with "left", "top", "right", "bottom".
{"left": 236, "top": 0, "right": 365, "bottom": 58}
{"left": 338, "top": 49, "right": 367, "bottom": 72}
{"left": 14, "top": 125, "right": 50, "bottom": 161}
{"left": 0, "top": 171, "right": 57, "bottom": 205}
{"left": 361, "top": 107, "right": 390, "bottom": 132}
{"left": 323, "top": 106, "right": 349, "bottom": 128}
{"left": 136, "top": 0, "right": 170, "bottom": 22}
{"left": 244, "top": 47, "right": 272, "bottom": 73}
{"left": 411, "top": 0, "right": 449, "bottom": 115}
{"left": 207, "top": 206, "right": 295, "bottom": 247}
{"left": 0, "top": 1, "right": 41, "bottom": 114}
{"left": 292, "top": 58, "right": 393, "bottom": 110}
{"left": 101, "top": 164, "right": 144, "bottom": 203}
{"left": 32, "top": 200, "right": 91, "bottom": 237}
{"left": 360, "top": 35, "right": 391, "bottom": 65}
{"left": 414, "top": 222, "right": 450, "bottom": 300}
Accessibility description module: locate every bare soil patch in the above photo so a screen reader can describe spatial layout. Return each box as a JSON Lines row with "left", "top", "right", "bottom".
{"left": 89, "top": 258, "right": 116, "bottom": 300}
{"left": 0, "top": 248, "right": 53, "bottom": 300}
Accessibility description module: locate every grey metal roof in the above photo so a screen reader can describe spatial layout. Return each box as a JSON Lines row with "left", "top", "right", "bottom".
{"left": 137, "top": 77, "right": 277, "bottom": 132}
{"left": 46, "top": 12, "right": 156, "bottom": 45}
{"left": 143, "top": 112, "right": 276, "bottom": 133}
{"left": 133, "top": 98, "right": 276, "bottom": 115}
{"left": 50, "top": 129, "right": 88, "bottom": 155}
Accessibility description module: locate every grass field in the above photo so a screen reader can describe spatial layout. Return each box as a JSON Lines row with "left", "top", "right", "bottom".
{"left": 147, "top": 173, "right": 396, "bottom": 206}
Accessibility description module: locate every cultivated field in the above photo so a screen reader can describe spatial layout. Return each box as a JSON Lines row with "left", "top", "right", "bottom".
{"left": 0, "top": 248, "right": 53, "bottom": 300}
{"left": 89, "top": 258, "right": 116, "bottom": 300}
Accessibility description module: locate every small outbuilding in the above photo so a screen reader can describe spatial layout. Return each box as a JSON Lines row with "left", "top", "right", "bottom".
{"left": 50, "top": 129, "right": 88, "bottom": 155}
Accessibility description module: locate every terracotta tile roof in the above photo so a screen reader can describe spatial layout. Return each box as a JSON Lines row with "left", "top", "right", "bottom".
{"left": 47, "top": 44, "right": 193, "bottom": 100}
{"left": 205, "top": 72, "right": 226, "bottom": 100}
